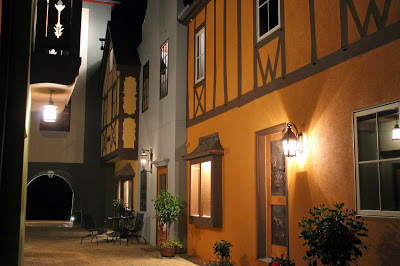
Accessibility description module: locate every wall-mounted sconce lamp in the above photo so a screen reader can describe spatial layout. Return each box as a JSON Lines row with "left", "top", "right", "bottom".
{"left": 99, "top": 38, "right": 110, "bottom": 50}
{"left": 47, "top": 170, "right": 55, "bottom": 179}
{"left": 282, "top": 122, "right": 303, "bottom": 157}
{"left": 140, "top": 148, "right": 153, "bottom": 173}
{"left": 393, "top": 118, "right": 400, "bottom": 141}
{"left": 43, "top": 90, "right": 57, "bottom": 123}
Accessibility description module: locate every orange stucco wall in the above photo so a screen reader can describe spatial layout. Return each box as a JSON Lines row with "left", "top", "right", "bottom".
{"left": 185, "top": 0, "right": 400, "bottom": 265}
{"left": 187, "top": 39, "right": 400, "bottom": 265}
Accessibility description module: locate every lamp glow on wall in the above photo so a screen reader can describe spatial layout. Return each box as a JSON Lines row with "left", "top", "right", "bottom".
{"left": 282, "top": 122, "right": 303, "bottom": 157}
{"left": 393, "top": 117, "right": 400, "bottom": 141}
{"left": 140, "top": 148, "right": 153, "bottom": 173}
{"left": 43, "top": 90, "right": 58, "bottom": 122}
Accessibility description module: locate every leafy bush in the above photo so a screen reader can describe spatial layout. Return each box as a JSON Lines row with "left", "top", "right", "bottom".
{"left": 113, "top": 199, "right": 126, "bottom": 215}
{"left": 299, "top": 203, "right": 368, "bottom": 265}
{"left": 269, "top": 254, "right": 295, "bottom": 266}
{"left": 154, "top": 191, "right": 183, "bottom": 240}
{"left": 205, "top": 240, "right": 234, "bottom": 266}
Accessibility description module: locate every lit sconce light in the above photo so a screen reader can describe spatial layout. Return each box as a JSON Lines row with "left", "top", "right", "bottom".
{"left": 393, "top": 118, "right": 400, "bottom": 141}
{"left": 140, "top": 148, "right": 153, "bottom": 173}
{"left": 70, "top": 216, "right": 75, "bottom": 222}
{"left": 282, "top": 122, "right": 303, "bottom": 157}
{"left": 47, "top": 170, "right": 55, "bottom": 179}
{"left": 43, "top": 90, "right": 58, "bottom": 123}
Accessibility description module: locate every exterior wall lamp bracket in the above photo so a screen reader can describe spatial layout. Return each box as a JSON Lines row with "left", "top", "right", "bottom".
{"left": 282, "top": 122, "right": 303, "bottom": 157}
{"left": 140, "top": 148, "right": 153, "bottom": 173}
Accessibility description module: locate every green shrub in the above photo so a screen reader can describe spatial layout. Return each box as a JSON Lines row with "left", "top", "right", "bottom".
{"left": 299, "top": 203, "right": 368, "bottom": 265}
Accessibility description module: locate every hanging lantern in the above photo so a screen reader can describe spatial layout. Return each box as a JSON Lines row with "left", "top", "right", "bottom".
{"left": 282, "top": 122, "right": 303, "bottom": 157}
{"left": 393, "top": 122, "right": 400, "bottom": 141}
{"left": 43, "top": 90, "right": 58, "bottom": 122}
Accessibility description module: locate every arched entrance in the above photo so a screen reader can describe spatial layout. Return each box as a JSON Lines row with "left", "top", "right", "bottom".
{"left": 26, "top": 174, "right": 74, "bottom": 221}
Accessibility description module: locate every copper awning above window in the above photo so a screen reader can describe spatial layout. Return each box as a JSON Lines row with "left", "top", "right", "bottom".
{"left": 184, "top": 132, "right": 224, "bottom": 161}
{"left": 115, "top": 163, "right": 135, "bottom": 180}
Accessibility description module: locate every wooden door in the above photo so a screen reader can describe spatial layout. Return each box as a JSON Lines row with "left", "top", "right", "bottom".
{"left": 265, "top": 133, "right": 288, "bottom": 257}
{"left": 156, "top": 167, "right": 167, "bottom": 246}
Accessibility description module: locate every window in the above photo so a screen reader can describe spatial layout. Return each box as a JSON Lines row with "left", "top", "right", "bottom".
{"left": 195, "top": 27, "right": 205, "bottom": 83}
{"left": 354, "top": 101, "right": 400, "bottom": 218}
{"left": 184, "top": 133, "right": 224, "bottom": 227}
{"left": 142, "top": 61, "right": 149, "bottom": 112}
{"left": 256, "top": 0, "right": 280, "bottom": 42}
{"left": 140, "top": 171, "right": 147, "bottom": 211}
{"left": 102, "top": 94, "right": 108, "bottom": 127}
{"left": 160, "top": 40, "right": 168, "bottom": 99}
{"left": 116, "top": 179, "right": 133, "bottom": 210}
{"left": 111, "top": 86, "right": 117, "bottom": 118}
{"left": 109, "top": 48, "right": 114, "bottom": 72}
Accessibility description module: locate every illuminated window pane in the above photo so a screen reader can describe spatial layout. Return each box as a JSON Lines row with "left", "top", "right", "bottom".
{"left": 201, "top": 161, "right": 211, "bottom": 217}
{"left": 190, "top": 164, "right": 200, "bottom": 216}
{"left": 124, "top": 181, "right": 129, "bottom": 208}
{"left": 117, "top": 181, "right": 121, "bottom": 200}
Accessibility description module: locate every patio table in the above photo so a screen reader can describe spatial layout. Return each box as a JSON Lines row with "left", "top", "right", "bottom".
{"left": 107, "top": 216, "right": 135, "bottom": 245}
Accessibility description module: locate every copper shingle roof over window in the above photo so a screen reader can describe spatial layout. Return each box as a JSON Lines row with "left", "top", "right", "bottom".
{"left": 115, "top": 163, "right": 135, "bottom": 179}
{"left": 184, "top": 132, "right": 224, "bottom": 160}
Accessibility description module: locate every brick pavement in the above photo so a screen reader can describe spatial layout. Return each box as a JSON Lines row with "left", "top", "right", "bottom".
{"left": 24, "top": 221, "right": 202, "bottom": 266}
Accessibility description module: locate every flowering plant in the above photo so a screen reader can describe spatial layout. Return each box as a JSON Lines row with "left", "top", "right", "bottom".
{"left": 159, "top": 239, "right": 183, "bottom": 248}
{"left": 205, "top": 259, "right": 234, "bottom": 266}
{"left": 153, "top": 191, "right": 183, "bottom": 241}
{"left": 205, "top": 240, "right": 234, "bottom": 266}
{"left": 299, "top": 203, "right": 368, "bottom": 265}
{"left": 112, "top": 199, "right": 126, "bottom": 215}
{"left": 269, "top": 254, "right": 295, "bottom": 266}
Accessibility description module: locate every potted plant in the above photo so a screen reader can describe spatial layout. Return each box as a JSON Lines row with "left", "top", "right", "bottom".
{"left": 206, "top": 240, "right": 234, "bottom": 266}
{"left": 299, "top": 203, "right": 368, "bottom": 266}
{"left": 154, "top": 191, "right": 183, "bottom": 257}
{"left": 113, "top": 199, "right": 126, "bottom": 216}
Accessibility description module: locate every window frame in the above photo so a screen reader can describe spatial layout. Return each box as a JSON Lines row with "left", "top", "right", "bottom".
{"left": 115, "top": 177, "right": 133, "bottom": 210}
{"left": 256, "top": 0, "right": 281, "bottom": 43}
{"left": 195, "top": 27, "right": 205, "bottom": 84}
{"left": 109, "top": 48, "right": 114, "bottom": 73}
{"left": 142, "top": 61, "right": 149, "bottom": 112}
{"left": 160, "top": 40, "right": 169, "bottom": 99}
{"left": 353, "top": 100, "right": 400, "bottom": 218}
{"left": 102, "top": 94, "right": 108, "bottom": 128}
{"left": 188, "top": 155, "right": 222, "bottom": 228}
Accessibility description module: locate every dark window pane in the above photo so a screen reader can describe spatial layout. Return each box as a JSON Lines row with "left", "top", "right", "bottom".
{"left": 259, "top": 3, "right": 269, "bottom": 37}
{"left": 357, "top": 113, "right": 377, "bottom": 161}
{"left": 380, "top": 160, "right": 400, "bottom": 211}
{"left": 378, "top": 108, "right": 400, "bottom": 159}
{"left": 259, "top": 0, "right": 268, "bottom": 7}
{"left": 140, "top": 171, "right": 147, "bottom": 211}
{"left": 359, "top": 163, "right": 380, "bottom": 210}
{"left": 269, "top": 0, "right": 279, "bottom": 29}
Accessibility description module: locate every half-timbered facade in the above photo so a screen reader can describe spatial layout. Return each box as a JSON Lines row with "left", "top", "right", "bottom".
{"left": 100, "top": 22, "right": 141, "bottom": 211}
{"left": 179, "top": 0, "right": 400, "bottom": 264}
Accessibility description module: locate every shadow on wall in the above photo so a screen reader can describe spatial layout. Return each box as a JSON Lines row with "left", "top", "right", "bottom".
{"left": 377, "top": 222, "right": 400, "bottom": 264}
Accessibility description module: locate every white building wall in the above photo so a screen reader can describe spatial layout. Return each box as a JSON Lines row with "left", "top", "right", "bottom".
{"left": 137, "top": 0, "right": 187, "bottom": 247}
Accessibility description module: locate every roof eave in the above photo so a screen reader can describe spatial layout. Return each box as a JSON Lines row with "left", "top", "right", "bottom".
{"left": 177, "top": 0, "right": 209, "bottom": 25}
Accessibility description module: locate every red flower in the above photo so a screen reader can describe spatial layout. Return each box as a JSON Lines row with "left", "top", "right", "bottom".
{"left": 272, "top": 262, "right": 281, "bottom": 266}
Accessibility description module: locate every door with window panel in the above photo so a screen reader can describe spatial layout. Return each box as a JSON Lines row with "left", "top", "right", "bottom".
{"left": 354, "top": 102, "right": 400, "bottom": 217}
{"left": 156, "top": 167, "right": 168, "bottom": 246}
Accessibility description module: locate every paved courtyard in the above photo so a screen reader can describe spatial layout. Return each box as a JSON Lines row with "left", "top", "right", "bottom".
{"left": 24, "top": 221, "right": 202, "bottom": 265}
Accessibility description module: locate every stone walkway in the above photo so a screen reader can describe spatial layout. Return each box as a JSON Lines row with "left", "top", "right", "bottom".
{"left": 24, "top": 221, "right": 202, "bottom": 265}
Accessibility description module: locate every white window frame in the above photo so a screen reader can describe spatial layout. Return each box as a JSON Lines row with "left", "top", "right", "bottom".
{"left": 256, "top": 0, "right": 281, "bottom": 42}
{"left": 353, "top": 100, "right": 400, "bottom": 218}
{"left": 195, "top": 27, "right": 205, "bottom": 84}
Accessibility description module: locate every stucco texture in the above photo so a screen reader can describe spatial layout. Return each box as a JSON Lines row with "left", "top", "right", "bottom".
{"left": 186, "top": 39, "right": 400, "bottom": 265}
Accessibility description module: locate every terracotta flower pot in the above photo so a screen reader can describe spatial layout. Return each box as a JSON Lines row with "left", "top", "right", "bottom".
{"left": 160, "top": 246, "right": 176, "bottom": 257}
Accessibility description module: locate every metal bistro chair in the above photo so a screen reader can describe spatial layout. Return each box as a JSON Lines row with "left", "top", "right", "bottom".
{"left": 127, "top": 212, "right": 147, "bottom": 245}
{"left": 80, "top": 214, "right": 106, "bottom": 245}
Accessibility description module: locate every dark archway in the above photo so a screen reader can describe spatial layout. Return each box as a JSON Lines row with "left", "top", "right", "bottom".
{"left": 26, "top": 175, "right": 73, "bottom": 220}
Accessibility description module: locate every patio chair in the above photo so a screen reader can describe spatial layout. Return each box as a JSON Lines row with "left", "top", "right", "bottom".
{"left": 80, "top": 213, "right": 106, "bottom": 245}
{"left": 127, "top": 212, "right": 147, "bottom": 245}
